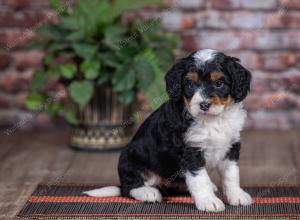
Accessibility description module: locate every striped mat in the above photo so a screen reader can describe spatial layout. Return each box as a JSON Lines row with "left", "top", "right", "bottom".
{"left": 17, "top": 184, "right": 300, "bottom": 219}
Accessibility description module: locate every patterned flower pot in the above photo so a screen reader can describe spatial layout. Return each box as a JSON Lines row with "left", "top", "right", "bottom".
{"left": 69, "top": 85, "right": 135, "bottom": 151}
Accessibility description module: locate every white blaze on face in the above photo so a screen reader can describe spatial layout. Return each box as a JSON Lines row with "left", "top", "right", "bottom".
{"left": 193, "top": 49, "right": 218, "bottom": 67}
{"left": 189, "top": 90, "right": 205, "bottom": 117}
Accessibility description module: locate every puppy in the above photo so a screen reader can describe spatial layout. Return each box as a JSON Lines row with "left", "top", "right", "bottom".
{"left": 85, "top": 49, "right": 252, "bottom": 212}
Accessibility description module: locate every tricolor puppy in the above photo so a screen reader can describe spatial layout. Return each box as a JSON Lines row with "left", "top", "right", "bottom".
{"left": 85, "top": 49, "right": 252, "bottom": 212}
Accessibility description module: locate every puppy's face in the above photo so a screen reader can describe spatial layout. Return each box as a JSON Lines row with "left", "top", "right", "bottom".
{"left": 183, "top": 70, "right": 232, "bottom": 116}
{"left": 165, "top": 49, "right": 251, "bottom": 117}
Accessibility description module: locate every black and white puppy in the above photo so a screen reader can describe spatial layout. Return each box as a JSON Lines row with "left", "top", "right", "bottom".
{"left": 85, "top": 49, "right": 252, "bottom": 212}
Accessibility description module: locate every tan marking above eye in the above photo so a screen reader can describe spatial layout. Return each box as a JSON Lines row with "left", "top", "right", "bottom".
{"left": 210, "top": 71, "right": 223, "bottom": 81}
{"left": 185, "top": 72, "right": 199, "bottom": 82}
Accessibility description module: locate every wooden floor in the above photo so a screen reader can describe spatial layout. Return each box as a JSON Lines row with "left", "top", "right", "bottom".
{"left": 0, "top": 128, "right": 299, "bottom": 219}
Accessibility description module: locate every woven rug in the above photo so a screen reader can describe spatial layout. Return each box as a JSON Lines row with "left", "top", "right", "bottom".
{"left": 17, "top": 184, "right": 300, "bottom": 219}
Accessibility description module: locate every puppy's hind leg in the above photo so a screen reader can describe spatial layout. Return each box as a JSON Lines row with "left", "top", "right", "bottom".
{"left": 118, "top": 153, "right": 162, "bottom": 202}
{"left": 119, "top": 168, "right": 162, "bottom": 202}
{"left": 130, "top": 186, "right": 162, "bottom": 202}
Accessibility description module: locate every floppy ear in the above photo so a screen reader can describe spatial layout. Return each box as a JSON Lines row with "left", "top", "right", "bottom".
{"left": 225, "top": 56, "right": 252, "bottom": 103}
{"left": 165, "top": 59, "right": 187, "bottom": 101}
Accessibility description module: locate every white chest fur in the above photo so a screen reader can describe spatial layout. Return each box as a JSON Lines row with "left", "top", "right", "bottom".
{"left": 184, "top": 103, "right": 246, "bottom": 168}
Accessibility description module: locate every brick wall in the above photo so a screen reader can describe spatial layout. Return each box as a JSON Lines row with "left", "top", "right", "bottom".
{"left": 0, "top": 0, "right": 300, "bottom": 130}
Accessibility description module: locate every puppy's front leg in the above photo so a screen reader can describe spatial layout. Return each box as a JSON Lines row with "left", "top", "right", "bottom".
{"left": 218, "top": 143, "right": 252, "bottom": 206}
{"left": 185, "top": 169, "right": 225, "bottom": 212}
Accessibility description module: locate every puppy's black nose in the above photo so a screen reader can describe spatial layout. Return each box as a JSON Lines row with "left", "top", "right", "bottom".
{"left": 199, "top": 102, "right": 211, "bottom": 111}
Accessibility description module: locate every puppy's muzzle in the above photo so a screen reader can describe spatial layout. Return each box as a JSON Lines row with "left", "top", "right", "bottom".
{"left": 199, "top": 101, "right": 211, "bottom": 112}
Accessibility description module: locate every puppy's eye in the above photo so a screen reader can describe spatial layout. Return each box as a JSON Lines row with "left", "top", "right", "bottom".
{"left": 188, "top": 81, "right": 196, "bottom": 89}
{"left": 215, "top": 80, "right": 224, "bottom": 88}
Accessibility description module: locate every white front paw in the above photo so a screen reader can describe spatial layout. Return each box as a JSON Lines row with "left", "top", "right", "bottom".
{"left": 194, "top": 195, "right": 225, "bottom": 212}
{"left": 226, "top": 188, "right": 252, "bottom": 206}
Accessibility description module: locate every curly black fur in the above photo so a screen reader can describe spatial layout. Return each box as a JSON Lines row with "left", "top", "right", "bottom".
{"left": 226, "top": 142, "right": 241, "bottom": 161}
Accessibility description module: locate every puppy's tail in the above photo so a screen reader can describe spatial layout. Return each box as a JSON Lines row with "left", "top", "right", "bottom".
{"left": 83, "top": 186, "right": 121, "bottom": 197}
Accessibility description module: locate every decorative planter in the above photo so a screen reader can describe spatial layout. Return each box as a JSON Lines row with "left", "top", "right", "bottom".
{"left": 69, "top": 86, "right": 135, "bottom": 151}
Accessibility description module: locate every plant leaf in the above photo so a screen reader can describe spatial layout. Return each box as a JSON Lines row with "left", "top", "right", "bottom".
{"left": 49, "top": 0, "right": 62, "bottom": 10}
{"left": 68, "top": 81, "right": 94, "bottom": 107}
{"left": 104, "top": 26, "right": 126, "bottom": 49}
{"left": 60, "top": 64, "right": 77, "bottom": 79}
{"left": 47, "top": 42, "right": 69, "bottom": 52}
{"left": 139, "top": 50, "right": 168, "bottom": 109}
{"left": 63, "top": 109, "right": 78, "bottom": 125}
{"left": 112, "top": 67, "right": 136, "bottom": 92}
{"left": 37, "top": 23, "right": 64, "bottom": 40}
{"left": 25, "top": 94, "right": 45, "bottom": 111}
{"left": 29, "top": 70, "right": 47, "bottom": 93}
{"left": 80, "top": 60, "right": 101, "bottom": 80}
{"left": 43, "top": 53, "right": 55, "bottom": 65}
{"left": 134, "top": 52, "right": 156, "bottom": 90}
{"left": 60, "top": 16, "right": 79, "bottom": 30}
{"left": 97, "top": 72, "right": 110, "bottom": 85}
{"left": 72, "top": 43, "right": 98, "bottom": 59}
{"left": 98, "top": 52, "right": 122, "bottom": 68}
{"left": 66, "top": 31, "right": 85, "bottom": 41}
{"left": 47, "top": 103, "right": 63, "bottom": 117}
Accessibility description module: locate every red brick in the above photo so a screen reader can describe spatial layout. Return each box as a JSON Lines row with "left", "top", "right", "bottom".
{"left": 0, "top": 53, "right": 12, "bottom": 70}
{"left": 267, "top": 12, "right": 300, "bottom": 28}
{"left": 210, "top": 0, "right": 278, "bottom": 10}
{"left": 196, "top": 11, "right": 230, "bottom": 29}
{"left": 196, "top": 11, "right": 284, "bottom": 30}
{"left": 0, "top": 9, "right": 24, "bottom": 28}
{"left": 13, "top": 50, "right": 44, "bottom": 72}
{"left": 210, "top": 0, "right": 241, "bottom": 9}
{"left": 3, "top": 0, "right": 29, "bottom": 8}
{"left": 0, "top": 30, "right": 37, "bottom": 50}
{"left": 261, "top": 52, "right": 297, "bottom": 71}
{"left": 0, "top": 92, "right": 27, "bottom": 109}
{"left": 0, "top": 93, "right": 10, "bottom": 108}
{"left": 181, "top": 15, "right": 194, "bottom": 29}
{"left": 0, "top": 0, "right": 49, "bottom": 9}
{"left": 0, "top": 9, "right": 57, "bottom": 29}
{"left": 14, "top": 92, "right": 28, "bottom": 109}
{"left": 23, "top": 10, "right": 58, "bottom": 28}
{"left": 0, "top": 72, "right": 32, "bottom": 94}
{"left": 161, "top": 11, "right": 194, "bottom": 31}
{"left": 244, "top": 92, "right": 298, "bottom": 111}
{"left": 240, "top": 0, "right": 278, "bottom": 10}
{"left": 280, "top": 0, "right": 300, "bottom": 9}
{"left": 197, "top": 12, "right": 292, "bottom": 29}
{"left": 195, "top": 31, "right": 243, "bottom": 50}
{"left": 168, "top": 0, "right": 206, "bottom": 10}
{"left": 230, "top": 12, "right": 266, "bottom": 29}
{"left": 251, "top": 69, "right": 300, "bottom": 94}
{"left": 227, "top": 51, "right": 261, "bottom": 70}
{"left": 181, "top": 32, "right": 198, "bottom": 51}
{"left": 251, "top": 31, "right": 300, "bottom": 50}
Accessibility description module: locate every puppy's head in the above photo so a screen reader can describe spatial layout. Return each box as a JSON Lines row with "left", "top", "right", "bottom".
{"left": 165, "top": 49, "right": 251, "bottom": 117}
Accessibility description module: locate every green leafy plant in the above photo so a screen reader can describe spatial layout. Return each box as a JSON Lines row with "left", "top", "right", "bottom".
{"left": 26, "top": 0, "right": 178, "bottom": 124}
